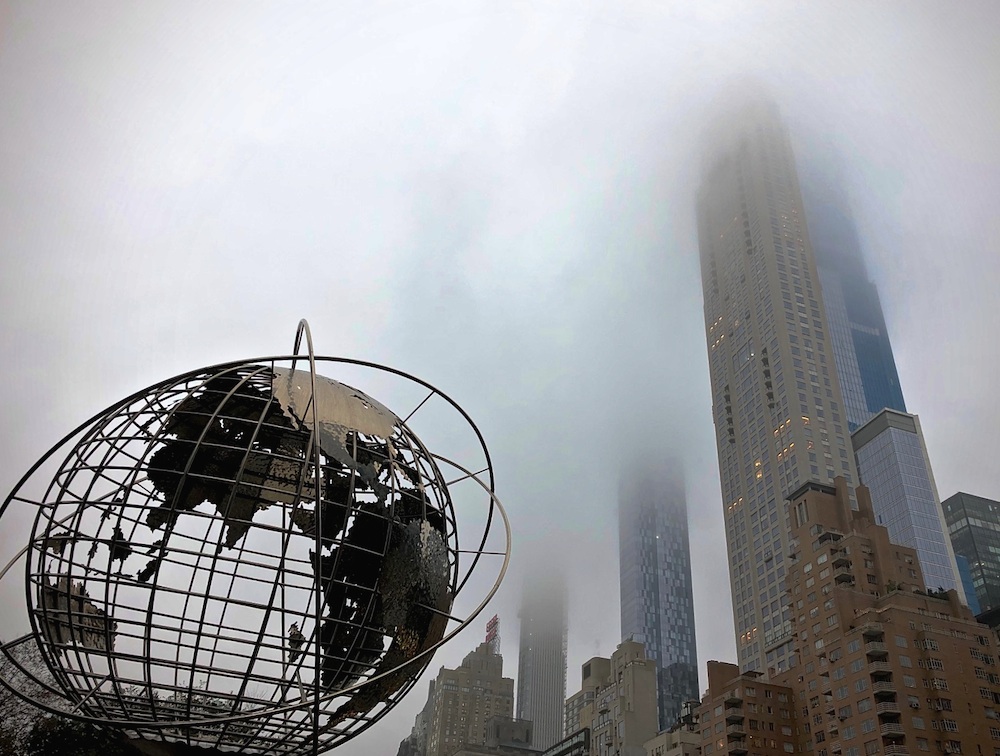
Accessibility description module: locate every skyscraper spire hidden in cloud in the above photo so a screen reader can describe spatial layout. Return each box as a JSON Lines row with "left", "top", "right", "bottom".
{"left": 618, "top": 457, "right": 698, "bottom": 728}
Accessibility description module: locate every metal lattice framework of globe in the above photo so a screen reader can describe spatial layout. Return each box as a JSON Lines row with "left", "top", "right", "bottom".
{"left": 0, "top": 323, "right": 509, "bottom": 754}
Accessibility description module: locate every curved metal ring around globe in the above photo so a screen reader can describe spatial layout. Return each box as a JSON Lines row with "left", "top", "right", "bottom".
{"left": 0, "top": 346, "right": 509, "bottom": 754}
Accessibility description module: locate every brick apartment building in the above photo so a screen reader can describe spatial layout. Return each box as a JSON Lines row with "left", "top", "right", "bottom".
{"left": 776, "top": 479, "right": 1000, "bottom": 756}
{"left": 697, "top": 660, "right": 797, "bottom": 756}
{"left": 698, "top": 478, "right": 1000, "bottom": 756}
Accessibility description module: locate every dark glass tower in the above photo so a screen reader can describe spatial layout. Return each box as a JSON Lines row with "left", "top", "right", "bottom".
{"left": 942, "top": 492, "right": 1000, "bottom": 620}
{"left": 618, "top": 459, "right": 698, "bottom": 729}
{"left": 796, "top": 152, "right": 907, "bottom": 432}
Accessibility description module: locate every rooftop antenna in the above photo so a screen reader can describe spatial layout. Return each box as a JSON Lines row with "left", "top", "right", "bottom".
{"left": 485, "top": 614, "right": 500, "bottom": 654}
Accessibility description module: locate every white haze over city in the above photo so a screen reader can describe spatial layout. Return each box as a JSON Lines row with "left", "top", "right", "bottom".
{"left": 1, "top": 2, "right": 999, "bottom": 753}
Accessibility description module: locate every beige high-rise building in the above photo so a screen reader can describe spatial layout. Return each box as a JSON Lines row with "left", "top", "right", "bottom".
{"left": 563, "top": 640, "right": 658, "bottom": 756}
{"left": 564, "top": 657, "right": 611, "bottom": 739}
{"left": 422, "top": 642, "right": 515, "bottom": 756}
{"left": 775, "top": 478, "right": 1000, "bottom": 756}
{"left": 697, "top": 94, "right": 859, "bottom": 673}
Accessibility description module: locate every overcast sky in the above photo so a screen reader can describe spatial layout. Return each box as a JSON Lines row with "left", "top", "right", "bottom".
{"left": 2, "top": 1, "right": 999, "bottom": 753}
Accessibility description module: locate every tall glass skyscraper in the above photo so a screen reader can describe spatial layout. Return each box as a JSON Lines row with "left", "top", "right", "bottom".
{"left": 618, "top": 459, "right": 698, "bottom": 729}
{"left": 797, "top": 166, "right": 907, "bottom": 432}
{"left": 697, "top": 93, "right": 974, "bottom": 672}
{"left": 516, "top": 566, "right": 567, "bottom": 750}
{"left": 697, "top": 95, "right": 859, "bottom": 673}
{"left": 851, "top": 409, "right": 963, "bottom": 596}
{"left": 797, "top": 147, "right": 964, "bottom": 606}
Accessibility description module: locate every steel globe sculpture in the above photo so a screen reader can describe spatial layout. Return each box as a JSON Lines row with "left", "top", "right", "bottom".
{"left": 0, "top": 322, "right": 509, "bottom": 755}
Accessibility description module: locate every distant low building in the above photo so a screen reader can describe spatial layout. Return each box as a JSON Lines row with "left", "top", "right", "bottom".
{"left": 564, "top": 640, "right": 658, "bottom": 756}
{"left": 564, "top": 655, "right": 609, "bottom": 739}
{"left": 540, "top": 728, "right": 590, "bottom": 756}
{"left": 695, "top": 661, "right": 795, "bottom": 756}
{"left": 400, "top": 642, "right": 515, "bottom": 756}
{"left": 448, "top": 716, "right": 538, "bottom": 756}
{"left": 398, "top": 679, "right": 436, "bottom": 756}
{"left": 644, "top": 701, "right": 702, "bottom": 756}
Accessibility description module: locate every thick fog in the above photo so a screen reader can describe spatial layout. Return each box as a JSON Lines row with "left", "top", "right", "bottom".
{"left": 2, "top": 2, "right": 999, "bottom": 753}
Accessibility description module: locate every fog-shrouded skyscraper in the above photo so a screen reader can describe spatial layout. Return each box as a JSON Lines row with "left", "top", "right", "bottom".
{"left": 795, "top": 143, "right": 969, "bottom": 608}
{"left": 516, "top": 564, "right": 567, "bottom": 750}
{"left": 796, "top": 149, "right": 907, "bottom": 433}
{"left": 697, "top": 93, "right": 860, "bottom": 673}
{"left": 618, "top": 459, "right": 698, "bottom": 728}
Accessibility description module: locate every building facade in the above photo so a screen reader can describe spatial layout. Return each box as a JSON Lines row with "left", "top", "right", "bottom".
{"left": 697, "top": 94, "right": 859, "bottom": 672}
{"left": 776, "top": 478, "right": 1000, "bottom": 756}
{"left": 421, "top": 642, "right": 516, "bottom": 756}
{"left": 695, "top": 660, "right": 796, "bottom": 756}
{"left": 942, "top": 492, "right": 1000, "bottom": 621}
{"left": 398, "top": 679, "right": 436, "bottom": 756}
{"left": 542, "top": 729, "right": 590, "bottom": 756}
{"left": 564, "top": 657, "right": 610, "bottom": 739}
{"left": 619, "top": 459, "right": 699, "bottom": 727}
{"left": 851, "top": 409, "right": 964, "bottom": 598}
{"left": 563, "top": 640, "right": 658, "bottom": 756}
{"left": 698, "top": 478, "right": 1000, "bottom": 756}
{"left": 517, "top": 566, "right": 568, "bottom": 749}
{"left": 449, "top": 717, "right": 537, "bottom": 756}
{"left": 796, "top": 157, "right": 907, "bottom": 433}
{"left": 644, "top": 701, "right": 702, "bottom": 756}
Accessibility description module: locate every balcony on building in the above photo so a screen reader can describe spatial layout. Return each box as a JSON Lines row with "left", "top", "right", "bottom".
{"left": 883, "top": 745, "right": 910, "bottom": 756}
{"left": 724, "top": 690, "right": 742, "bottom": 706}
{"left": 861, "top": 622, "right": 885, "bottom": 640}
{"left": 865, "top": 641, "right": 889, "bottom": 658}
{"left": 833, "top": 566, "right": 855, "bottom": 584}
{"left": 868, "top": 661, "right": 892, "bottom": 675}
{"left": 872, "top": 680, "right": 897, "bottom": 698}
{"left": 831, "top": 549, "right": 851, "bottom": 569}
{"left": 727, "top": 723, "right": 746, "bottom": 736}
{"left": 725, "top": 706, "right": 744, "bottom": 723}
{"left": 876, "top": 702, "right": 902, "bottom": 724}
{"left": 879, "top": 722, "right": 905, "bottom": 738}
